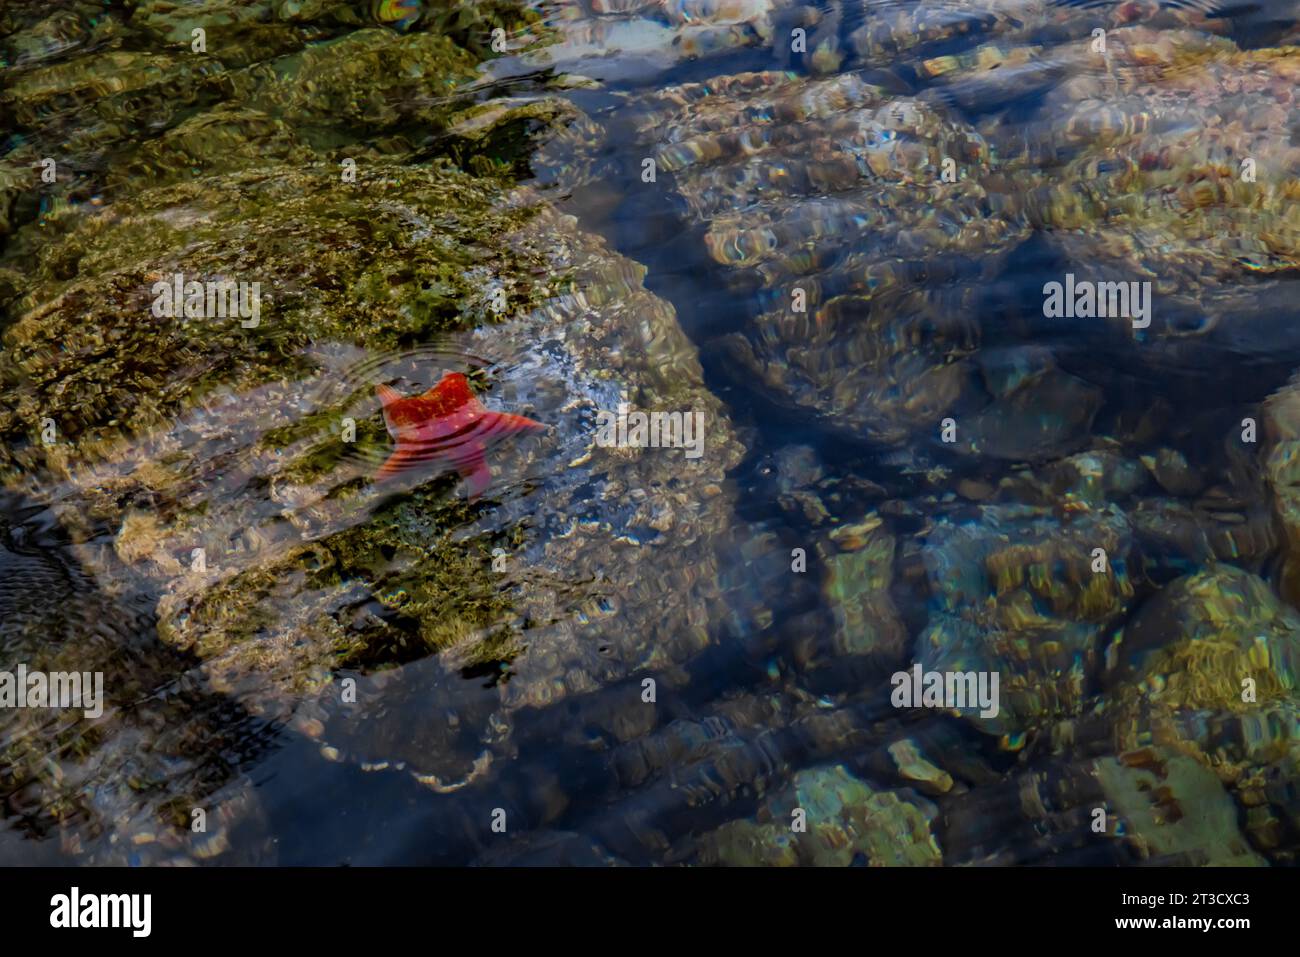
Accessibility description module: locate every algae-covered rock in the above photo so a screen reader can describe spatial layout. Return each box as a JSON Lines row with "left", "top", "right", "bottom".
{"left": 1107, "top": 566, "right": 1300, "bottom": 713}
{"left": 0, "top": 164, "right": 542, "bottom": 465}
{"left": 0, "top": 495, "right": 276, "bottom": 864}
{"left": 1, "top": 4, "right": 124, "bottom": 68}
{"left": 1038, "top": 565, "right": 1300, "bottom": 862}
{"left": 0, "top": 0, "right": 609, "bottom": 859}
{"left": 698, "top": 763, "right": 942, "bottom": 866}
{"left": 128, "top": 0, "right": 323, "bottom": 66}
{"left": 0, "top": 3, "right": 545, "bottom": 245}
{"left": 0, "top": 158, "right": 748, "bottom": 787}
{"left": 935, "top": 25, "right": 1300, "bottom": 356}
{"left": 912, "top": 503, "right": 1138, "bottom": 737}
{"left": 996, "top": 30, "right": 1300, "bottom": 346}
{"left": 110, "top": 105, "right": 317, "bottom": 188}
{"left": 238, "top": 27, "right": 478, "bottom": 131}
{"left": 2, "top": 49, "right": 222, "bottom": 130}
{"left": 0, "top": 47, "right": 232, "bottom": 233}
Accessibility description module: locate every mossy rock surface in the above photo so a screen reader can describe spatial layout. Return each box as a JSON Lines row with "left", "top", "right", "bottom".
{"left": 1, "top": 157, "right": 750, "bottom": 786}
{"left": 0, "top": 0, "right": 584, "bottom": 859}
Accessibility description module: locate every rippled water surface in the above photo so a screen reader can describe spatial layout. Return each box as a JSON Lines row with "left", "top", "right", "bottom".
{"left": 3, "top": 0, "right": 1300, "bottom": 866}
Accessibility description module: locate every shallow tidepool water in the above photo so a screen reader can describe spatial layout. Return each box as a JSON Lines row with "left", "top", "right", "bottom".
{"left": 2, "top": 0, "right": 1300, "bottom": 866}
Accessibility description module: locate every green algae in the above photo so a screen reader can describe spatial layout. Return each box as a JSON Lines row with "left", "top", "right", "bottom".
{"left": 2, "top": 164, "right": 748, "bottom": 808}
{"left": 0, "top": 161, "right": 549, "bottom": 482}
{"left": 421, "top": 0, "right": 543, "bottom": 59}
{"left": 0, "top": 0, "right": 551, "bottom": 248}
{"left": 156, "top": 490, "right": 520, "bottom": 700}
{"left": 238, "top": 28, "right": 477, "bottom": 131}
{"left": 0, "top": 1, "right": 621, "bottom": 855}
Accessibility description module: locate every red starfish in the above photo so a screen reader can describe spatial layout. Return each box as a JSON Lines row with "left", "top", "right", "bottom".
{"left": 374, "top": 372, "right": 543, "bottom": 497}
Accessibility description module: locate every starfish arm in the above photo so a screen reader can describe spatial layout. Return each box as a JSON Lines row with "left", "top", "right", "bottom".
{"left": 449, "top": 443, "right": 492, "bottom": 499}
{"left": 479, "top": 411, "right": 545, "bottom": 437}
{"left": 373, "top": 444, "right": 426, "bottom": 481}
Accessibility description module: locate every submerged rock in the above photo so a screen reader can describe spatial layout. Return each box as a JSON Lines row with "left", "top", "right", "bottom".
{"left": 944, "top": 747, "right": 1265, "bottom": 866}
{"left": 0, "top": 494, "right": 276, "bottom": 864}
{"left": 910, "top": 502, "right": 1138, "bottom": 737}
{"left": 633, "top": 70, "right": 1012, "bottom": 283}
{"left": 0, "top": 47, "right": 232, "bottom": 236}
{"left": 1263, "top": 376, "right": 1300, "bottom": 605}
{"left": 0, "top": 4, "right": 544, "bottom": 246}
{"left": 825, "top": 0, "right": 1231, "bottom": 77}
{"left": 0, "top": 160, "right": 750, "bottom": 792}
{"left": 1, "top": 5, "right": 127, "bottom": 68}
{"left": 1130, "top": 498, "right": 1278, "bottom": 581}
{"left": 7, "top": 0, "right": 1300, "bottom": 868}
{"left": 1044, "top": 565, "right": 1300, "bottom": 862}
{"left": 845, "top": 0, "right": 1048, "bottom": 71}
{"left": 128, "top": 0, "right": 325, "bottom": 66}
{"left": 0, "top": 0, "right": 612, "bottom": 862}
{"left": 623, "top": 69, "right": 1026, "bottom": 443}
{"left": 1107, "top": 566, "right": 1300, "bottom": 714}
{"left": 783, "top": 513, "right": 909, "bottom": 693}
{"left": 488, "top": 0, "right": 776, "bottom": 82}
{"left": 237, "top": 27, "right": 479, "bottom": 130}
{"left": 1033, "top": 449, "right": 1148, "bottom": 508}
{"left": 698, "top": 763, "right": 943, "bottom": 865}
{"left": 998, "top": 30, "right": 1300, "bottom": 347}
{"left": 721, "top": 284, "right": 983, "bottom": 445}
{"left": 952, "top": 351, "right": 1102, "bottom": 462}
